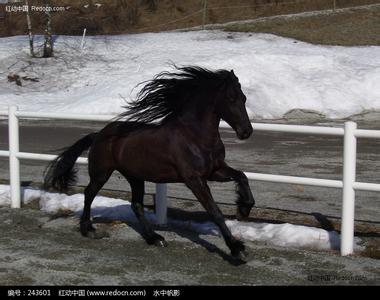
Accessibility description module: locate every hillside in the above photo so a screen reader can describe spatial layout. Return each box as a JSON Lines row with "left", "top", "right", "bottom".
{"left": 0, "top": 31, "right": 379, "bottom": 119}
{"left": 0, "top": 0, "right": 379, "bottom": 38}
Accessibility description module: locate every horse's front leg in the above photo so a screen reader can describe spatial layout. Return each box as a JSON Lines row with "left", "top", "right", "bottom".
{"left": 185, "top": 176, "right": 247, "bottom": 260}
{"left": 209, "top": 162, "right": 255, "bottom": 220}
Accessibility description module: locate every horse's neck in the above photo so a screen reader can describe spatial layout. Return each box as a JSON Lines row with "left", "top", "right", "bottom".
{"left": 176, "top": 104, "right": 221, "bottom": 146}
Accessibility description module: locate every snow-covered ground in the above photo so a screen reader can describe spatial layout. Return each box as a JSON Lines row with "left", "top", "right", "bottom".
{"left": 0, "top": 31, "right": 379, "bottom": 119}
{"left": 0, "top": 184, "right": 363, "bottom": 252}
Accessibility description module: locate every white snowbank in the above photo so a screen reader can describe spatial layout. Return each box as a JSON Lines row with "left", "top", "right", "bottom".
{"left": 0, "top": 31, "right": 379, "bottom": 119}
{"left": 0, "top": 184, "right": 363, "bottom": 252}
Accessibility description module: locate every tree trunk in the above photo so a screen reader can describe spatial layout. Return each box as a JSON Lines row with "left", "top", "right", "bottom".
{"left": 43, "top": 0, "right": 53, "bottom": 58}
{"left": 25, "top": 0, "right": 34, "bottom": 57}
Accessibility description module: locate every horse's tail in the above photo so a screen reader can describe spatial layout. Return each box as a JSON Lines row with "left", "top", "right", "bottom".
{"left": 44, "top": 133, "right": 97, "bottom": 192}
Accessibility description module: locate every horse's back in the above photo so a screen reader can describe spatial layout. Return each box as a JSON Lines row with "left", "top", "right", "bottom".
{"left": 88, "top": 121, "right": 180, "bottom": 182}
{"left": 88, "top": 120, "right": 225, "bottom": 183}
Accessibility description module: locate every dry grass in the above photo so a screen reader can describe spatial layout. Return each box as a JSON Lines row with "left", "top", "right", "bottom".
{"left": 224, "top": 4, "right": 380, "bottom": 46}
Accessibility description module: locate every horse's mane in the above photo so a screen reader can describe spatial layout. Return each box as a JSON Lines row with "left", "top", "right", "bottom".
{"left": 117, "top": 65, "right": 232, "bottom": 125}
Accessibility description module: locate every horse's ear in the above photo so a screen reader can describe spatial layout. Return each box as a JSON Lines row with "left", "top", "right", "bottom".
{"left": 230, "top": 70, "right": 237, "bottom": 80}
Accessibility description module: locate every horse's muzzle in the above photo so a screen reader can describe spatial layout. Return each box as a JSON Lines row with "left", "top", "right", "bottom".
{"left": 237, "top": 127, "right": 253, "bottom": 140}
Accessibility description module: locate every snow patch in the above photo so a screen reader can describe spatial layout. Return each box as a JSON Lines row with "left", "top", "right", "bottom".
{"left": 0, "top": 31, "right": 379, "bottom": 119}
{"left": 0, "top": 185, "right": 363, "bottom": 252}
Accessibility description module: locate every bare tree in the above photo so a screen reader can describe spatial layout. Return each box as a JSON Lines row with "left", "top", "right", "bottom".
{"left": 43, "top": 0, "right": 53, "bottom": 58}
{"left": 25, "top": 0, "right": 34, "bottom": 57}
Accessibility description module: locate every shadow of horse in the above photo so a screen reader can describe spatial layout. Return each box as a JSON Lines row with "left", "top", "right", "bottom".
{"left": 71, "top": 204, "right": 247, "bottom": 266}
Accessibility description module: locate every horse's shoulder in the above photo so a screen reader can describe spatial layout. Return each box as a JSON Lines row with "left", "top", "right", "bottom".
{"left": 212, "top": 137, "right": 225, "bottom": 159}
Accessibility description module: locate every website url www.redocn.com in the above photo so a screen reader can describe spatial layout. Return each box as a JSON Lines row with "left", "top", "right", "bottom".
{"left": 88, "top": 289, "right": 146, "bottom": 297}
{"left": 5, "top": 5, "right": 67, "bottom": 13}
{"left": 58, "top": 289, "right": 147, "bottom": 297}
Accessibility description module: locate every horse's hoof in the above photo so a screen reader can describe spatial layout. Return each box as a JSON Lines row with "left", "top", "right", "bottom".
{"left": 91, "top": 231, "right": 110, "bottom": 239}
{"left": 231, "top": 250, "right": 249, "bottom": 264}
{"left": 86, "top": 231, "right": 97, "bottom": 239}
{"left": 80, "top": 222, "right": 96, "bottom": 237}
{"left": 80, "top": 229, "right": 93, "bottom": 237}
{"left": 231, "top": 239, "right": 248, "bottom": 262}
{"left": 235, "top": 250, "right": 248, "bottom": 260}
{"left": 154, "top": 239, "right": 168, "bottom": 247}
{"left": 147, "top": 234, "right": 168, "bottom": 247}
{"left": 82, "top": 229, "right": 109, "bottom": 239}
{"left": 236, "top": 206, "right": 251, "bottom": 220}
{"left": 236, "top": 210, "right": 245, "bottom": 221}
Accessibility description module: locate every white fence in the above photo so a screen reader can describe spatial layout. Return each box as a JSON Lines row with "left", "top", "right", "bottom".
{"left": 1, "top": 105, "right": 380, "bottom": 256}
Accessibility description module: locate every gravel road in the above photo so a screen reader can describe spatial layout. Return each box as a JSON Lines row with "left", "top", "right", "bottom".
{"left": 0, "top": 207, "right": 378, "bottom": 285}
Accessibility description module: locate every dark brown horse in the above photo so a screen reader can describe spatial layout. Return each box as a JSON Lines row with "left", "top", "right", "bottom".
{"left": 44, "top": 66, "right": 255, "bottom": 261}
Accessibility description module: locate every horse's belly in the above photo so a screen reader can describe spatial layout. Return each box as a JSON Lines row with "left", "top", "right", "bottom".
{"left": 115, "top": 139, "right": 181, "bottom": 183}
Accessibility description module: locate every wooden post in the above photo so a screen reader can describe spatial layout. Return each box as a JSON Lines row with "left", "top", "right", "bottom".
{"left": 202, "top": 0, "right": 208, "bottom": 30}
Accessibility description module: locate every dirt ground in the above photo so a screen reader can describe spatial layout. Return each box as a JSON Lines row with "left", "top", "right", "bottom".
{"left": 0, "top": 206, "right": 378, "bottom": 286}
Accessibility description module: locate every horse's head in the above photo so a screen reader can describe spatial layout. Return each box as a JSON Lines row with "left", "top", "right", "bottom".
{"left": 217, "top": 70, "right": 253, "bottom": 140}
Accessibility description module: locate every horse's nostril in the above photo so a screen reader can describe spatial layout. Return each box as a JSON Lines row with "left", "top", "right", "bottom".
{"left": 243, "top": 129, "right": 252, "bottom": 139}
{"left": 248, "top": 127, "right": 253, "bottom": 136}
{"left": 237, "top": 129, "right": 252, "bottom": 140}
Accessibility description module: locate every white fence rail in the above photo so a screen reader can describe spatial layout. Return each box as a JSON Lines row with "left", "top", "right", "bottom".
{"left": 1, "top": 106, "right": 380, "bottom": 256}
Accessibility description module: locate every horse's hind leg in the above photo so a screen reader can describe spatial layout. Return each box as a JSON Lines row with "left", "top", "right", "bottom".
{"left": 128, "top": 177, "right": 167, "bottom": 247}
{"left": 80, "top": 170, "right": 113, "bottom": 237}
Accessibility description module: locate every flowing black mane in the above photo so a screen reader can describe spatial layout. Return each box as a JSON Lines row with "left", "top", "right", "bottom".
{"left": 117, "top": 66, "right": 233, "bottom": 125}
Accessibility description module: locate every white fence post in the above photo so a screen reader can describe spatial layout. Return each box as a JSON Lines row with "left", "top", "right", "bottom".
{"left": 341, "top": 121, "right": 357, "bottom": 256}
{"left": 155, "top": 183, "right": 168, "bottom": 225}
{"left": 8, "top": 105, "right": 21, "bottom": 208}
